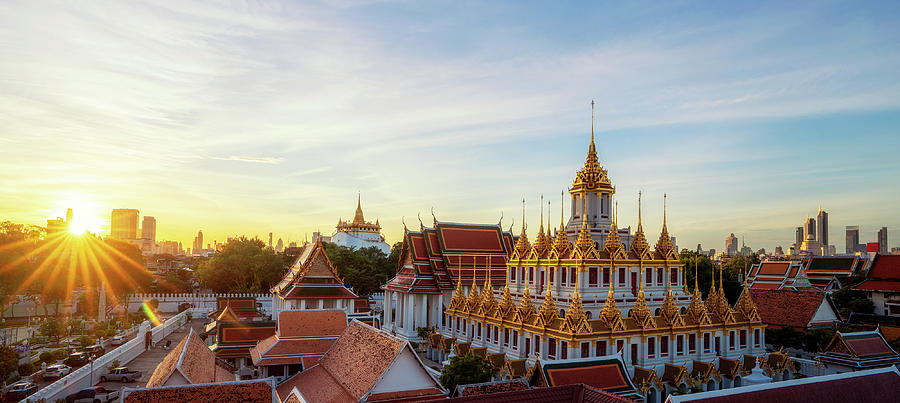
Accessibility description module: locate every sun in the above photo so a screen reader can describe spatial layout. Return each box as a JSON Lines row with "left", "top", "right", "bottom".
{"left": 59, "top": 195, "right": 104, "bottom": 235}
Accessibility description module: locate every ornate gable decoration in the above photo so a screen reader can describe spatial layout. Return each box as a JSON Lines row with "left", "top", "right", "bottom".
{"left": 654, "top": 194, "right": 678, "bottom": 260}
{"left": 497, "top": 285, "right": 516, "bottom": 319}
{"left": 448, "top": 276, "right": 465, "bottom": 313}
{"left": 630, "top": 288, "right": 655, "bottom": 330}
{"left": 602, "top": 215, "right": 626, "bottom": 260}
{"left": 687, "top": 283, "right": 712, "bottom": 325}
{"left": 631, "top": 193, "right": 653, "bottom": 260}
{"left": 660, "top": 288, "right": 685, "bottom": 327}
{"left": 571, "top": 127, "right": 614, "bottom": 193}
{"left": 536, "top": 288, "right": 558, "bottom": 327}
{"left": 599, "top": 289, "right": 626, "bottom": 331}
{"left": 530, "top": 203, "right": 551, "bottom": 259}
{"left": 514, "top": 286, "right": 536, "bottom": 323}
{"left": 734, "top": 285, "right": 761, "bottom": 322}
{"left": 466, "top": 282, "right": 481, "bottom": 314}
{"left": 562, "top": 290, "right": 592, "bottom": 335}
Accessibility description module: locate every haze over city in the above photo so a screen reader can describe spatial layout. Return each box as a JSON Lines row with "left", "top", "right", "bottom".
{"left": 2, "top": 0, "right": 899, "bottom": 252}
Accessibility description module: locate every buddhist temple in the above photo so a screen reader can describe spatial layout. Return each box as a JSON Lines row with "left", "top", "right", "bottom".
{"left": 250, "top": 310, "right": 348, "bottom": 382}
{"left": 271, "top": 238, "right": 361, "bottom": 315}
{"left": 426, "top": 113, "right": 766, "bottom": 403}
{"left": 331, "top": 194, "right": 391, "bottom": 254}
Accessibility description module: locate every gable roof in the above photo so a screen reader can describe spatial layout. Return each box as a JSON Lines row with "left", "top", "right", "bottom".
{"left": 123, "top": 378, "right": 276, "bottom": 403}
{"left": 250, "top": 310, "right": 346, "bottom": 367}
{"left": 854, "top": 254, "right": 900, "bottom": 292}
{"left": 272, "top": 239, "right": 358, "bottom": 300}
{"left": 276, "top": 320, "right": 445, "bottom": 402}
{"left": 803, "top": 256, "right": 861, "bottom": 287}
{"left": 384, "top": 221, "right": 512, "bottom": 294}
{"left": 438, "top": 383, "right": 635, "bottom": 403}
{"left": 817, "top": 330, "right": 900, "bottom": 368}
{"left": 528, "top": 355, "right": 640, "bottom": 400}
{"left": 666, "top": 366, "right": 900, "bottom": 403}
{"left": 146, "top": 328, "right": 233, "bottom": 388}
{"left": 748, "top": 288, "right": 838, "bottom": 329}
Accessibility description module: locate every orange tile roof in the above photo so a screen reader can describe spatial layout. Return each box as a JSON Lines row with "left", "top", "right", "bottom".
{"left": 146, "top": 328, "right": 232, "bottom": 388}
{"left": 278, "top": 310, "right": 347, "bottom": 337}
{"left": 123, "top": 379, "right": 275, "bottom": 403}
{"left": 749, "top": 289, "right": 834, "bottom": 329}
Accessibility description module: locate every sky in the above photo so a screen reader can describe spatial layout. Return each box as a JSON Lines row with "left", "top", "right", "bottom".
{"left": 1, "top": 0, "right": 898, "bottom": 252}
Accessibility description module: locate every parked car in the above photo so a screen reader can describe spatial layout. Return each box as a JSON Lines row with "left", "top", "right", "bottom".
{"left": 109, "top": 335, "right": 125, "bottom": 346}
{"left": 85, "top": 344, "right": 105, "bottom": 359}
{"left": 65, "top": 386, "right": 119, "bottom": 403}
{"left": 63, "top": 352, "right": 91, "bottom": 368}
{"left": 5, "top": 381, "right": 38, "bottom": 401}
{"left": 43, "top": 364, "right": 73, "bottom": 380}
{"left": 100, "top": 367, "right": 142, "bottom": 383}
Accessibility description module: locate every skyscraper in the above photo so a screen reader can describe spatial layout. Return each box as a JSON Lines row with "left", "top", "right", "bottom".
{"left": 804, "top": 216, "right": 817, "bottom": 241}
{"left": 846, "top": 226, "right": 860, "bottom": 254}
{"left": 110, "top": 209, "right": 139, "bottom": 239}
{"left": 725, "top": 233, "right": 738, "bottom": 256}
{"left": 795, "top": 227, "right": 804, "bottom": 246}
{"left": 269, "top": 232, "right": 273, "bottom": 249}
{"left": 878, "top": 227, "right": 888, "bottom": 254}
{"left": 141, "top": 216, "right": 156, "bottom": 243}
{"left": 65, "top": 208, "right": 73, "bottom": 226}
{"left": 817, "top": 208, "right": 828, "bottom": 247}
{"left": 192, "top": 230, "right": 204, "bottom": 255}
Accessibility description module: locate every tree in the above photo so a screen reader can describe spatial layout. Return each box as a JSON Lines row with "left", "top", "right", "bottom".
{"left": 195, "top": 237, "right": 286, "bottom": 293}
{"left": 323, "top": 243, "right": 398, "bottom": 296}
{"left": 439, "top": 354, "right": 495, "bottom": 392}
{"left": 679, "top": 250, "right": 751, "bottom": 304}
{"left": 102, "top": 239, "right": 152, "bottom": 319}
{"left": 39, "top": 317, "right": 65, "bottom": 343}
{"left": 831, "top": 286, "right": 874, "bottom": 316}
{"left": 0, "top": 344, "right": 17, "bottom": 383}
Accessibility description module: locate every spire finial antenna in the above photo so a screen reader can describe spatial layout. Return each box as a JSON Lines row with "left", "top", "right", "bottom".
{"left": 539, "top": 194, "right": 544, "bottom": 231}
{"left": 638, "top": 190, "right": 643, "bottom": 228}
{"left": 521, "top": 197, "right": 527, "bottom": 233}
{"left": 591, "top": 99, "right": 595, "bottom": 146}
{"left": 694, "top": 256, "right": 699, "bottom": 292}
{"left": 581, "top": 192, "right": 587, "bottom": 229}
{"left": 663, "top": 193, "right": 667, "bottom": 227}
{"left": 560, "top": 190, "right": 565, "bottom": 229}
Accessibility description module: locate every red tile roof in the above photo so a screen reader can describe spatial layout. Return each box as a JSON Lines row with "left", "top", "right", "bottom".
{"left": 666, "top": 367, "right": 900, "bottom": 403}
{"left": 433, "top": 383, "right": 634, "bottom": 402}
{"left": 758, "top": 262, "right": 790, "bottom": 276}
{"left": 123, "top": 379, "right": 275, "bottom": 403}
{"left": 748, "top": 289, "right": 835, "bottom": 329}
{"left": 146, "top": 328, "right": 233, "bottom": 388}
{"left": 276, "top": 320, "right": 445, "bottom": 402}
{"left": 866, "top": 254, "right": 900, "bottom": 279}
{"left": 250, "top": 310, "right": 345, "bottom": 367}
{"left": 278, "top": 310, "right": 346, "bottom": 337}
{"left": 529, "top": 356, "right": 640, "bottom": 399}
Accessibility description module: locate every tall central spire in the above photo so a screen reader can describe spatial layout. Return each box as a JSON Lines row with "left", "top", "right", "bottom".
{"left": 571, "top": 100, "right": 612, "bottom": 194}
{"left": 353, "top": 192, "right": 365, "bottom": 224}
{"left": 590, "top": 99, "right": 596, "bottom": 154}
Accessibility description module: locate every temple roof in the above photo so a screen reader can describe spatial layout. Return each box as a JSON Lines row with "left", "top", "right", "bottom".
{"left": 528, "top": 355, "right": 640, "bottom": 400}
{"left": 749, "top": 288, "right": 838, "bottom": 329}
{"left": 146, "top": 328, "right": 234, "bottom": 388}
{"left": 854, "top": 254, "right": 900, "bottom": 292}
{"left": 441, "top": 383, "right": 634, "bottom": 403}
{"left": 122, "top": 379, "right": 276, "bottom": 403}
{"left": 249, "top": 310, "right": 346, "bottom": 367}
{"left": 817, "top": 330, "right": 900, "bottom": 368}
{"left": 272, "top": 239, "right": 358, "bottom": 300}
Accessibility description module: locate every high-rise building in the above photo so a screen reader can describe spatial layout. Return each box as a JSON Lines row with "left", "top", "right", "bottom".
{"left": 846, "top": 226, "right": 860, "bottom": 254}
{"left": 795, "top": 227, "right": 803, "bottom": 247}
{"left": 275, "top": 238, "right": 284, "bottom": 253}
{"left": 46, "top": 217, "right": 67, "bottom": 235}
{"left": 725, "top": 233, "right": 738, "bottom": 256}
{"left": 878, "top": 227, "right": 888, "bottom": 254}
{"left": 110, "top": 209, "right": 140, "bottom": 239}
{"left": 804, "top": 216, "right": 817, "bottom": 241}
{"left": 192, "top": 230, "right": 204, "bottom": 255}
{"left": 65, "top": 208, "right": 73, "bottom": 226}
{"left": 268, "top": 232, "right": 273, "bottom": 249}
{"left": 817, "top": 208, "right": 828, "bottom": 247}
{"left": 141, "top": 216, "right": 156, "bottom": 243}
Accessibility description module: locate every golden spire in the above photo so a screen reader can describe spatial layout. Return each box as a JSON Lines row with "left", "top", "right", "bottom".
{"left": 467, "top": 276, "right": 481, "bottom": 312}
{"left": 553, "top": 191, "right": 573, "bottom": 255}
{"left": 516, "top": 280, "right": 535, "bottom": 319}
{"left": 687, "top": 259, "right": 710, "bottom": 323}
{"left": 706, "top": 261, "right": 718, "bottom": 313}
{"left": 735, "top": 271, "right": 760, "bottom": 321}
{"left": 498, "top": 283, "right": 514, "bottom": 317}
{"left": 603, "top": 200, "right": 624, "bottom": 254}
{"left": 514, "top": 198, "right": 531, "bottom": 255}
{"left": 630, "top": 272, "right": 652, "bottom": 327}
{"left": 353, "top": 192, "right": 365, "bottom": 225}
{"left": 655, "top": 193, "right": 675, "bottom": 256}
{"left": 571, "top": 100, "right": 613, "bottom": 194}
{"left": 576, "top": 192, "right": 597, "bottom": 253}
{"left": 532, "top": 195, "right": 551, "bottom": 256}
{"left": 481, "top": 257, "right": 496, "bottom": 314}
{"left": 631, "top": 191, "right": 650, "bottom": 257}
{"left": 538, "top": 286, "right": 557, "bottom": 325}
{"left": 450, "top": 260, "right": 464, "bottom": 312}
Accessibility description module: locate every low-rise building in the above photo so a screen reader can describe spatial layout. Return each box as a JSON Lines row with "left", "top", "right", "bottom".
{"left": 816, "top": 330, "right": 900, "bottom": 372}
{"left": 853, "top": 254, "right": 900, "bottom": 317}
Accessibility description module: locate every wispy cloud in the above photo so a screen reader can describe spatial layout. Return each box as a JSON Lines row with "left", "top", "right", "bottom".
{"left": 212, "top": 156, "right": 284, "bottom": 164}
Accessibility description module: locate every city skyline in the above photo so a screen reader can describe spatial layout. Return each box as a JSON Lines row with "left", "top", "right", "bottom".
{"left": 2, "top": 1, "right": 899, "bottom": 251}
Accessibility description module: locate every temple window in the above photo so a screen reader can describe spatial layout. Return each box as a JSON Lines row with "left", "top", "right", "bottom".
{"left": 528, "top": 267, "right": 534, "bottom": 283}
{"left": 729, "top": 331, "right": 735, "bottom": 350}
{"left": 570, "top": 267, "right": 577, "bottom": 285}
{"left": 477, "top": 324, "right": 482, "bottom": 339}
{"left": 589, "top": 267, "right": 598, "bottom": 287}
{"left": 740, "top": 330, "right": 746, "bottom": 348}
{"left": 462, "top": 319, "right": 467, "bottom": 335}
{"left": 456, "top": 318, "right": 460, "bottom": 333}
{"left": 703, "top": 333, "right": 711, "bottom": 352}
{"left": 549, "top": 267, "right": 555, "bottom": 285}
{"left": 596, "top": 340, "right": 607, "bottom": 356}
{"left": 689, "top": 334, "right": 697, "bottom": 353}
{"left": 509, "top": 267, "right": 515, "bottom": 283}
{"left": 586, "top": 311, "right": 592, "bottom": 319}
{"left": 549, "top": 338, "right": 557, "bottom": 358}
{"left": 513, "top": 330, "right": 518, "bottom": 348}
{"left": 603, "top": 267, "right": 610, "bottom": 285}
{"left": 616, "top": 340, "right": 625, "bottom": 354}
{"left": 581, "top": 342, "right": 590, "bottom": 358}
{"left": 754, "top": 328, "right": 761, "bottom": 347}
{"left": 520, "top": 267, "right": 525, "bottom": 283}
{"left": 661, "top": 336, "right": 669, "bottom": 357}
{"left": 561, "top": 267, "right": 568, "bottom": 286}
{"left": 525, "top": 336, "right": 531, "bottom": 355}
{"left": 671, "top": 268, "right": 679, "bottom": 285}
{"left": 504, "top": 329, "right": 509, "bottom": 346}
{"left": 494, "top": 327, "right": 498, "bottom": 343}
{"left": 618, "top": 267, "right": 626, "bottom": 286}
{"left": 561, "top": 341, "right": 569, "bottom": 359}
{"left": 646, "top": 268, "right": 652, "bottom": 286}
{"left": 677, "top": 335, "right": 684, "bottom": 355}
{"left": 657, "top": 267, "right": 663, "bottom": 285}
{"left": 647, "top": 337, "right": 656, "bottom": 358}
{"left": 535, "top": 335, "right": 541, "bottom": 358}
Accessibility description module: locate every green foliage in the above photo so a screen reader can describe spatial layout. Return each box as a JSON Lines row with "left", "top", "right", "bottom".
{"left": 107, "top": 359, "right": 120, "bottom": 372}
{"left": 440, "top": 354, "right": 495, "bottom": 392}
{"left": 831, "top": 286, "right": 874, "bottom": 316}
{"left": 53, "top": 348, "right": 70, "bottom": 361}
{"left": 416, "top": 326, "right": 436, "bottom": 341}
{"left": 77, "top": 335, "right": 94, "bottom": 349}
{"left": 0, "top": 345, "right": 18, "bottom": 382}
{"left": 39, "top": 351, "right": 54, "bottom": 364}
{"left": 766, "top": 325, "right": 842, "bottom": 353}
{"left": 195, "top": 237, "right": 286, "bottom": 293}
{"left": 18, "top": 362, "right": 33, "bottom": 376}
{"left": 39, "top": 317, "right": 65, "bottom": 343}
{"left": 679, "top": 250, "right": 753, "bottom": 304}
{"left": 322, "top": 242, "right": 400, "bottom": 296}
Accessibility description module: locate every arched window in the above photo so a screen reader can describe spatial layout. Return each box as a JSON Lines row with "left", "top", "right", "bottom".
{"left": 586, "top": 311, "right": 593, "bottom": 319}
{"left": 680, "top": 307, "right": 687, "bottom": 315}
{"left": 654, "top": 308, "right": 661, "bottom": 316}
{"left": 559, "top": 309, "right": 566, "bottom": 318}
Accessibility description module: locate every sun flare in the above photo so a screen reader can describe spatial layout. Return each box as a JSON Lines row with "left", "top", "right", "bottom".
{"left": 59, "top": 195, "right": 104, "bottom": 235}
